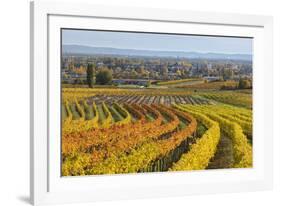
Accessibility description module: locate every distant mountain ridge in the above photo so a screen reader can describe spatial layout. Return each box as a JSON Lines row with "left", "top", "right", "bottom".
{"left": 62, "top": 44, "right": 252, "bottom": 61}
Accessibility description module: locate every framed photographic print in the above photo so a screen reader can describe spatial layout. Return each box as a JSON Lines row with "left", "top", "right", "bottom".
{"left": 30, "top": 0, "right": 273, "bottom": 205}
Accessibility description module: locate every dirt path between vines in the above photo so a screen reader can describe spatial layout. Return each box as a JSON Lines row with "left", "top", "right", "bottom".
{"left": 207, "top": 132, "right": 234, "bottom": 169}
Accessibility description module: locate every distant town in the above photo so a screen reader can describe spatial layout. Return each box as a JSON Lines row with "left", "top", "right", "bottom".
{"left": 62, "top": 52, "right": 252, "bottom": 87}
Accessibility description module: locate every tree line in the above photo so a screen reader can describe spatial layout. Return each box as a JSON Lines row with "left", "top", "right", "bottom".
{"left": 87, "top": 64, "right": 113, "bottom": 88}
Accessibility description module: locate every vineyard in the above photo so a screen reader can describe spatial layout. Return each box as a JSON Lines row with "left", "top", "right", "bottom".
{"left": 61, "top": 88, "right": 253, "bottom": 176}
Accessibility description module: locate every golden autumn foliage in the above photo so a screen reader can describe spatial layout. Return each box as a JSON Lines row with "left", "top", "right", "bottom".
{"left": 171, "top": 105, "right": 220, "bottom": 170}
{"left": 178, "top": 104, "right": 252, "bottom": 168}
{"left": 61, "top": 88, "right": 253, "bottom": 176}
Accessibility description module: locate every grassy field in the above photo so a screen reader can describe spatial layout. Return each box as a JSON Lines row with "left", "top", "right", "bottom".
{"left": 177, "top": 80, "right": 238, "bottom": 90}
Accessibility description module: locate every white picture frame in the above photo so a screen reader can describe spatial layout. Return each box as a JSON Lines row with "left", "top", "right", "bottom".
{"left": 30, "top": 0, "right": 273, "bottom": 205}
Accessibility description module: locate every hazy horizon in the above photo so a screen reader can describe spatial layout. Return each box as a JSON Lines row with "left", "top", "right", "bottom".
{"left": 62, "top": 29, "right": 253, "bottom": 55}
{"left": 62, "top": 44, "right": 253, "bottom": 55}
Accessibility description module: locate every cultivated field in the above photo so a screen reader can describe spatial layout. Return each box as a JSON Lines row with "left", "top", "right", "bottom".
{"left": 61, "top": 88, "right": 252, "bottom": 176}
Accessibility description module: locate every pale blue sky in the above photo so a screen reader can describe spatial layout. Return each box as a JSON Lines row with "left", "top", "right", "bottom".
{"left": 62, "top": 29, "right": 252, "bottom": 55}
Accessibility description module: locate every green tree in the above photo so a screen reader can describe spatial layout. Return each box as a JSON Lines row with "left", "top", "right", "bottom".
{"left": 96, "top": 68, "right": 113, "bottom": 85}
{"left": 146, "top": 80, "right": 151, "bottom": 88}
{"left": 222, "top": 68, "right": 234, "bottom": 80}
{"left": 161, "top": 65, "right": 168, "bottom": 79}
{"left": 131, "top": 69, "right": 138, "bottom": 78}
{"left": 86, "top": 64, "right": 95, "bottom": 88}
{"left": 238, "top": 78, "right": 251, "bottom": 89}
